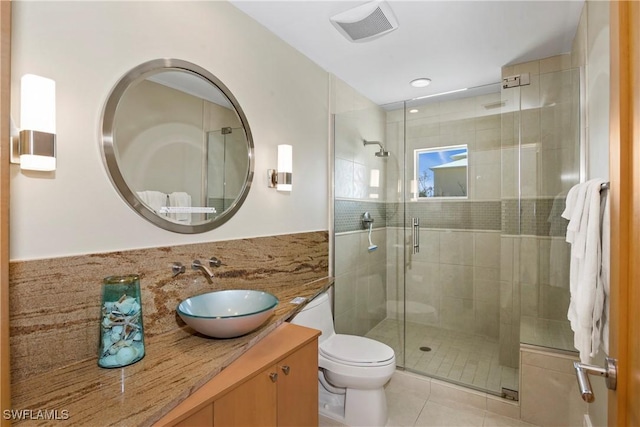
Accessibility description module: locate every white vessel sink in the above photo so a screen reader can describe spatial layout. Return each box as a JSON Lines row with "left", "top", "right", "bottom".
{"left": 177, "top": 290, "right": 279, "bottom": 338}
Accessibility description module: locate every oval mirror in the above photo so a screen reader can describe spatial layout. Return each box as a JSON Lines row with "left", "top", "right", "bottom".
{"left": 101, "top": 59, "right": 254, "bottom": 233}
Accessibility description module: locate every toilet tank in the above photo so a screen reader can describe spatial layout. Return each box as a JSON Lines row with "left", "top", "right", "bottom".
{"left": 290, "top": 292, "right": 335, "bottom": 344}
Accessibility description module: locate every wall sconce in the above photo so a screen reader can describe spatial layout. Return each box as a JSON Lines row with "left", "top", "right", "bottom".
{"left": 268, "top": 144, "right": 292, "bottom": 192}
{"left": 10, "top": 74, "right": 56, "bottom": 171}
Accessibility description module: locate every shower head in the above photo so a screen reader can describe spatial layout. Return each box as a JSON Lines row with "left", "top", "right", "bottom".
{"left": 363, "top": 139, "right": 389, "bottom": 158}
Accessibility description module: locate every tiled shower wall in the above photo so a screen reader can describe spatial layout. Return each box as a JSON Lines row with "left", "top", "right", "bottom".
{"left": 334, "top": 229, "right": 388, "bottom": 335}
{"left": 332, "top": 80, "right": 389, "bottom": 335}
{"left": 386, "top": 228, "right": 502, "bottom": 340}
{"left": 334, "top": 201, "right": 388, "bottom": 334}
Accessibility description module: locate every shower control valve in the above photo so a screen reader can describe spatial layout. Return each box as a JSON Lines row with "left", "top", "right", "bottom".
{"left": 362, "top": 212, "right": 374, "bottom": 227}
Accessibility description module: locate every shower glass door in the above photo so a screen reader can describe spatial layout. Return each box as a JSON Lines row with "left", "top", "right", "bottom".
{"left": 399, "top": 85, "right": 517, "bottom": 396}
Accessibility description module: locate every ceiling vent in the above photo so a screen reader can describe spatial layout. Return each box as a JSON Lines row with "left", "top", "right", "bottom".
{"left": 330, "top": 0, "right": 399, "bottom": 43}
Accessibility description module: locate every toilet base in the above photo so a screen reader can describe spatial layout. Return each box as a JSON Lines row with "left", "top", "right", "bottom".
{"left": 344, "top": 387, "right": 388, "bottom": 427}
{"left": 318, "top": 383, "right": 346, "bottom": 422}
{"left": 317, "top": 381, "right": 388, "bottom": 427}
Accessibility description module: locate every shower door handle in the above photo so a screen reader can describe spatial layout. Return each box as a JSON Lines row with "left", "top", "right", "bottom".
{"left": 412, "top": 218, "right": 420, "bottom": 254}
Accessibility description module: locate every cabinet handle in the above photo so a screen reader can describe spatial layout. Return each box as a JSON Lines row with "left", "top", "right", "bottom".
{"left": 281, "top": 365, "right": 290, "bottom": 375}
{"left": 269, "top": 372, "right": 278, "bottom": 383}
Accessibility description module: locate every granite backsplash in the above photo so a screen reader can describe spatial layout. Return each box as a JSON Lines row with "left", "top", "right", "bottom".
{"left": 9, "top": 231, "right": 328, "bottom": 383}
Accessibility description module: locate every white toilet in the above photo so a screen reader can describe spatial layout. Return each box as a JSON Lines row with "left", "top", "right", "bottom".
{"left": 291, "top": 292, "right": 396, "bottom": 426}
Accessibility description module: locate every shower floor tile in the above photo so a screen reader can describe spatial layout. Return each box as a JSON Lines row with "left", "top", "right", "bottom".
{"left": 366, "top": 318, "right": 519, "bottom": 396}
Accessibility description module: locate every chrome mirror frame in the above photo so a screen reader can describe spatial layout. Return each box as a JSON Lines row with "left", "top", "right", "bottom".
{"left": 101, "top": 59, "right": 254, "bottom": 234}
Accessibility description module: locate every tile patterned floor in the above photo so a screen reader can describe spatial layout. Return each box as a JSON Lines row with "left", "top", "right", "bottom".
{"left": 319, "top": 370, "right": 537, "bottom": 427}
{"left": 365, "top": 319, "right": 519, "bottom": 395}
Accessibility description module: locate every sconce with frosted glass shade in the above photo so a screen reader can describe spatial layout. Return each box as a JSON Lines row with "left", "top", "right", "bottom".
{"left": 10, "top": 74, "right": 57, "bottom": 171}
{"left": 267, "top": 144, "right": 292, "bottom": 192}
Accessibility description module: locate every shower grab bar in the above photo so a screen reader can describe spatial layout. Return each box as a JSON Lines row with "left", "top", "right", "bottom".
{"left": 573, "top": 357, "right": 617, "bottom": 403}
{"left": 412, "top": 217, "right": 420, "bottom": 254}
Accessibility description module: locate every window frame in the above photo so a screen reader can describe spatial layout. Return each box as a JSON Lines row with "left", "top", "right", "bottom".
{"left": 412, "top": 144, "right": 469, "bottom": 200}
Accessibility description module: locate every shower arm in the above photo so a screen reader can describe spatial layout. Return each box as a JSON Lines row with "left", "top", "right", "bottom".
{"left": 363, "top": 139, "right": 384, "bottom": 150}
{"left": 363, "top": 139, "right": 390, "bottom": 157}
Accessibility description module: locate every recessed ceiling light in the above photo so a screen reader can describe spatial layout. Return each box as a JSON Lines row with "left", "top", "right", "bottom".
{"left": 410, "top": 78, "right": 431, "bottom": 88}
{"left": 409, "top": 109, "right": 419, "bottom": 113}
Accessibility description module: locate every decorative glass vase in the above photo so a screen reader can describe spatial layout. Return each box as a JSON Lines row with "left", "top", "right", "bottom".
{"left": 98, "top": 274, "right": 145, "bottom": 368}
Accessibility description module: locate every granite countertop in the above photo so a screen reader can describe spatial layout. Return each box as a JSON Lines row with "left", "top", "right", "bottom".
{"left": 11, "top": 277, "right": 333, "bottom": 426}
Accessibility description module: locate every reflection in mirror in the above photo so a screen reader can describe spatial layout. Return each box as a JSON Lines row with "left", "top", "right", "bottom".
{"left": 207, "top": 127, "right": 249, "bottom": 215}
{"left": 102, "top": 59, "right": 254, "bottom": 233}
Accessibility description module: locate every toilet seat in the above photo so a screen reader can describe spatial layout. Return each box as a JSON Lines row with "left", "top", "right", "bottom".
{"left": 320, "top": 334, "right": 395, "bottom": 366}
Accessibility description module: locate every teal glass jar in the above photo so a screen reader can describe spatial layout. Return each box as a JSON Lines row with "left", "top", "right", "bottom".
{"left": 98, "top": 274, "right": 145, "bottom": 368}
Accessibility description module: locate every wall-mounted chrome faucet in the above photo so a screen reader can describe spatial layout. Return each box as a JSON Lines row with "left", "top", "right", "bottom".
{"left": 192, "top": 257, "right": 222, "bottom": 280}
{"left": 192, "top": 260, "right": 214, "bottom": 279}
{"left": 172, "top": 257, "right": 221, "bottom": 279}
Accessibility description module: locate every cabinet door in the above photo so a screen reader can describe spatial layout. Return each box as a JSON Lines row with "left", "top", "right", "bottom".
{"left": 173, "top": 403, "right": 214, "bottom": 427}
{"left": 213, "top": 367, "right": 277, "bottom": 427}
{"left": 277, "top": 340, "right": 318, "bottom": 427}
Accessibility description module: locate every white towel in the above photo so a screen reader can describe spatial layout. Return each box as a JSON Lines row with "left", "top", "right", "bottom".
{"left": 169, "top": 192, "right": 192, "bottom": 223}
{"left": 561, "top": 179, "right": 607, "bottom": 363}
{"left": 136, "top": 191, "right": 168, "bottom": 214}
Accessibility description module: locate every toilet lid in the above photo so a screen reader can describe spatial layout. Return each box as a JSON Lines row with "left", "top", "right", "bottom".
{"left": 320, "top": 334, "right": 395, "bottom": 365}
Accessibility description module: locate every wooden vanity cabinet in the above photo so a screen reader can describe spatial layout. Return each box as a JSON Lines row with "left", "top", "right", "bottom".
{"left": 173, "top": 405, "right": 214, "bottom": 427}
{"left": 154, "top": 323, "right": 320, "bottom": 427}
{"left": 275, "top": 340, "right": 319, "bottom": 427}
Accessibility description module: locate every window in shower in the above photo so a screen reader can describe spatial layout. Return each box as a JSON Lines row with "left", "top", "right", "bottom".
{"left": 413, "top": 145, "right": 468, "bottom": 198}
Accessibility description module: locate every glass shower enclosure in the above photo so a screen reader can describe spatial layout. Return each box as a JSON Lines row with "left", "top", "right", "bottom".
{"left": 333, "top": 56, "right": 581, "bottom": 398}
{"left": 207, "top": 127, "right": 249, "bottom": 217}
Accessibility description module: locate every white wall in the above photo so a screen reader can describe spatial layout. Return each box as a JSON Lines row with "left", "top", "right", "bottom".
{"left": 10, "top": 1, "right": 329, "bottom": 260}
